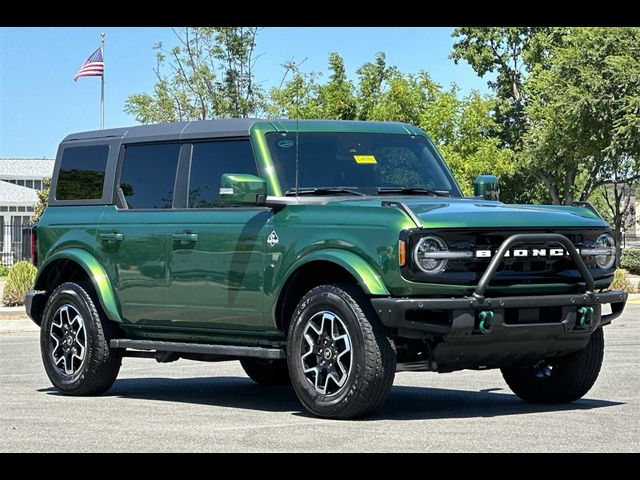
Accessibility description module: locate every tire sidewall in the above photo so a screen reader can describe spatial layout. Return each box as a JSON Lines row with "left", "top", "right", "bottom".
{"left": 40, "top": 283, "right": 101, "bottom": 392}
{"left": 287, "top": 287, "right": 366, "bottom": 414}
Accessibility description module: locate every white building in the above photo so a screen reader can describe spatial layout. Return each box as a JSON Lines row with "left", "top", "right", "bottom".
{"left": 0, "top": 158, "right": 54, "bottom": 264}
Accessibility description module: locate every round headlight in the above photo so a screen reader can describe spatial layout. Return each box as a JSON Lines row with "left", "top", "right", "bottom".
{"left": 594, "top": 233, "right": 616, "bottom": 269}
{"left": 414, "top": 236, "right": 448, "bottom": 274}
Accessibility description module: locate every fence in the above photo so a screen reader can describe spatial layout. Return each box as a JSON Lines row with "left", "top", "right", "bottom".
{"left": 1, "top": 221, "right": 32, "bottom": 267}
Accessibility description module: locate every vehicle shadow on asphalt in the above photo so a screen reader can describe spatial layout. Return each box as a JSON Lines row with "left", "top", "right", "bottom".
{"left": 371, "top": 385, "right": 623, "bottom": 421}
{"left": 39, "top": 376, "right": 624, "bottom": 420}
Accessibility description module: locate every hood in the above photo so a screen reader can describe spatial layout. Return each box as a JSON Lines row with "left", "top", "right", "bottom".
{"left": 328, "top": 197, "right": 607, "bottom": 229}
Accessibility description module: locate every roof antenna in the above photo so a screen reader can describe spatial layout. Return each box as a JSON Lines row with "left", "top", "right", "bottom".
{"left": 294, "top": 79, "right": 300, "bottom": 198}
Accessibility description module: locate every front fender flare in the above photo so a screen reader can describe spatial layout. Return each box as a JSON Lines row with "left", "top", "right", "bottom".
{"left": 35, "top": 248, "right": 122, "bottom": 323}
{"left": 284, "top": 249, "right": 389, "bottom": 296}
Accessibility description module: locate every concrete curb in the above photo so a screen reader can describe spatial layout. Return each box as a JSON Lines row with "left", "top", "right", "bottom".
{"left": 0, "top": 319, "right": 39, "bottom": 334}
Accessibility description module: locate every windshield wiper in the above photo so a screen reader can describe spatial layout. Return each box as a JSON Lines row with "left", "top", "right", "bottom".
{"left": 377, "top": 187, "right": 449, "bottom": 197}
{"left": 284, "top": 187, "right": 365, "bottom": 197}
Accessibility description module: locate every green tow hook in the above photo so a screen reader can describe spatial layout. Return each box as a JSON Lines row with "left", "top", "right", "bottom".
{"left": 478, "top": 310, "right": 495, "bottom": 335}
{"left": 578, "top": 306, "right": 595, "bottom": 329}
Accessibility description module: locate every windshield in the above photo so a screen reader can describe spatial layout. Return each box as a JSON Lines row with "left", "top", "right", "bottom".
{"left": 265, "top": 132, "right": 461, "bottom": 196}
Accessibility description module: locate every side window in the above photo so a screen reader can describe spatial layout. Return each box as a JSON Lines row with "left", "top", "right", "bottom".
{"left": 188, "top": 139, "right": 257, "bottom": 208}
{"left": 56, "top": 145, "right": 109, "bottom": 200}
{"left": 119, "top": 143, "right": 180, "bottom": 209}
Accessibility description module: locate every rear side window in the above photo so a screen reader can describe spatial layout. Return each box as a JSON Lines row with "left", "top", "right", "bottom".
{"left": 56, "top": 145, "right": 109, "bottom": 200}
{"left": 188, "top": 140, "right": 257, "bottom": 208}
{"left": 119, "top": 143, "right": 180, "bottom": 209}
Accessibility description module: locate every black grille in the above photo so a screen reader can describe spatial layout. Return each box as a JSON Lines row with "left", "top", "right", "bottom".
{"left": 401, "top": 227, "right": 614, "bottom": 288}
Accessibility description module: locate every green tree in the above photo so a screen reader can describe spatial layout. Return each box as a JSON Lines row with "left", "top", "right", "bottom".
{"left": 125, "top": 27, "right": 265, "bottom": 123}
{"left": 450, "top": 27, "right": 556, "bottom": 204}
{"left": 450, "top": 27, "right": 553, "bottom": 149}
{"left": 268, "top": 53, "right": 356, "bottom": 120}
{"left": 322, "top": 53, "right": 356, "bottom": 120}
{"left": 451, "top": 27, "right": 640, "bottom": 214}
{"left": 32, "top": 177, "right": 50, "bottom": 224}
{"left": 267, "top": 60, "right": 324, "bottom": 119}
{"left": 526, "top": 28, "right": 640, "bottom": 200}
{"left": 519, "top": 27, "right": 640, "bottom": 255}
{"left": 355, "top": 53, "right": 393, "bottom": 120}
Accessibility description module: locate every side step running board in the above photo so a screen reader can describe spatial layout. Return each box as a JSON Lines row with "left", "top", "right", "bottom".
{"left": 110, "top": 339, "right": 286, "bottom": 360}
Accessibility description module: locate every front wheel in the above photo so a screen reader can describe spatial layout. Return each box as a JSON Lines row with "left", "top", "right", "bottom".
{"left": 40, "top": 282, "right": 122, "bottom": 396}
{"left": 501, "top": 328, "right": 604, "bottom": 403}
{"left": 287, "top": 284, "right": 396, "bottom": 419}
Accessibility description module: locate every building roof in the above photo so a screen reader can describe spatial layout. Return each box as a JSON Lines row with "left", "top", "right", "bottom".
{"left": 62, "top": 118, "right": 419, "bottom": 143}
{"left": 0, "top": 180, "right": 39, "bottom": 206}
{"left": 0, "top": 158, "right": 54, "bottom": 179}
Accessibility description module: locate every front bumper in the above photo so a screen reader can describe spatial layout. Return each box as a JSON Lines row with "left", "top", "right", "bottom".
{"left": 371, "top": 290, "right": 628, "bottom": 336}
{"left": 372, "top": 290, "right": 627, "bottom": 372}
{"left": 25, "top": 290, "right": 46, "bottom": 326}
{"left": 372, "top": 232, "right": 628, "bottom": 372}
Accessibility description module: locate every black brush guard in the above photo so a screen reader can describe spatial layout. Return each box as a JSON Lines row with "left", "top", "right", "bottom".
{"left": 372, "top": 233, "right": 628, "bottom": 337}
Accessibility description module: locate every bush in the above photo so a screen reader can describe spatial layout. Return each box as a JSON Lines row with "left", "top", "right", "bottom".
{"left": 621, "top": 248, "right": 640, "bottom": 275}
{"left": 2, "top": 261, "right": 37, "bottom": 307}
{"left": 0, "top": 265, "right": 10, "bottom": 277}
{"left": 610, "top": 269, "right": 635, "bottom": 293}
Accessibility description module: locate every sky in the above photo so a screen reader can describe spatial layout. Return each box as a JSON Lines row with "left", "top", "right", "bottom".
{"left": 0, "top": 27, "right": 490, "bottom": 159}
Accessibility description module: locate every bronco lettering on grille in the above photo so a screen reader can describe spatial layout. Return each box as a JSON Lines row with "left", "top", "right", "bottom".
{"left": 474, "top": 248, "right": 570, "bottom": 258}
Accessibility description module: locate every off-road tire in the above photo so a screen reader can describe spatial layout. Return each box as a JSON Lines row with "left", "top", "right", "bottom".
{"left": 40, "top": 282, "right": 122, "bottom": 395}
{"left": 240, "top": 358, "right": 291, "bottom": 386}
{"left": 501, "top": 328, "right": 604, "bottom": 403}
{"left": 287, "top": 283, "right": 396, "bottom": 419}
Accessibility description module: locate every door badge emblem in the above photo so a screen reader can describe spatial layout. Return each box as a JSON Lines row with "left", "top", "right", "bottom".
{"left": 267, "top": 231, "right": 279, "bottom": 247}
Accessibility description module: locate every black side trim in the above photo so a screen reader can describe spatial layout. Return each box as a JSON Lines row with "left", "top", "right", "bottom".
{"left": 109, "top": 339, "right": 285, "bottom": 360}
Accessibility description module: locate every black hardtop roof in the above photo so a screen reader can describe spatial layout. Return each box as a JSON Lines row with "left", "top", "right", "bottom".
{"left": 62, "top": 118, "right": 421, "bottom": 143}
{"left": 63, "top": 118, "right": 264, "bottom": 142}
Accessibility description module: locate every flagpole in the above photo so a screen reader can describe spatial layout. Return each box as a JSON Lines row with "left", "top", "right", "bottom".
{"left": 100, "top": 32, "right": 105, "bottom": 130}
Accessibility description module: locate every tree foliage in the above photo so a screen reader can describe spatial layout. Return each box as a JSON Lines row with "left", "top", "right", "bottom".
{"left": 524, "top": 28, "right": 640, "bottom": 207}
{"left": 125, "top": 27, "right": 264, "bottom": 123}
{"left": 451, "top": 27, "right": 640, "bottom": 221}
{"left": 450, "top": 27, "right": 553, "bottom": 149}
{"left": 32, "top": 177, "right": 50, "bottom": 224}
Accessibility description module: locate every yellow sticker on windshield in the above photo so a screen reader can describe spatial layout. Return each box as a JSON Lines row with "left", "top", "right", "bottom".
{"left": 354, "top": 155, "right": 377, "bottom": 164}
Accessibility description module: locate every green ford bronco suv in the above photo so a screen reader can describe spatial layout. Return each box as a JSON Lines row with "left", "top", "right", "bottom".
{"left": 26, "top": 119, "right": 628, "bottom": 419}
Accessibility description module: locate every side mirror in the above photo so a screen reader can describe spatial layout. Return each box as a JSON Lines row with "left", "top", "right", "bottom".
{"left": 219, "top": 173, "right": 267, "bottom": 206}
{"left": 473, "top": 175, "right": 500, "bottom": 201}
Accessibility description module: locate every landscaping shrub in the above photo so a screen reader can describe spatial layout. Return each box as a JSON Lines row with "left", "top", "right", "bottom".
{"left": 0, "top": 265, "right": 10, "bottom": 277}
{"left": 2, "top": 261, "right": 37, "bottom": 307}
{"left": 610, "top": 269, "right": 635, "bottom": 293}
{"left": 621, "top": 248, "right": 640, "bottom": 275}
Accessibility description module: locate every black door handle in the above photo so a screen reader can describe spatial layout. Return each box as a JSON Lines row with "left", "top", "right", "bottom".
{"left": 172, "top": 232, "right": 198, "bottom": 244}
{"left": 99, "top": 232, "right": 124, "bottom": 244}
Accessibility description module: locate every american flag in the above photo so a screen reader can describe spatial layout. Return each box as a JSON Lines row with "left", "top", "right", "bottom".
{"left": 74, "top": 47, "right": 104, "bottom": 81}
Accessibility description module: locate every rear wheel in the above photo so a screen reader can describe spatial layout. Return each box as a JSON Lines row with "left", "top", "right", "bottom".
{"left": 240, "top": 358, "right": 291, "bottom": 386}
{"left": 287, "top": 283, "right": 396, "bottom": 419}
{"left": 501, "top": 328, "right": 604, "bottom": 403}
{"left": 40, "top": 282, "right": 122, "bottom": 396}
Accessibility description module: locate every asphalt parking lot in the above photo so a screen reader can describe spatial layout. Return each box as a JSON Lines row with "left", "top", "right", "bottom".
{"left": 1, "top": 304, "right": 638, "bottom": 452}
